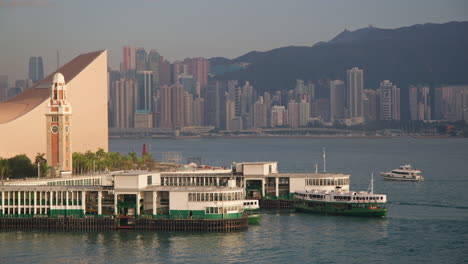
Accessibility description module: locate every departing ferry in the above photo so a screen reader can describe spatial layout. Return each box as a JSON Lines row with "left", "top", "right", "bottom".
{"left": 381, "top": 164, "right": 424, "bottom": 181}
{"left": 294, "top": 175, "right": 387, "bottom": 217}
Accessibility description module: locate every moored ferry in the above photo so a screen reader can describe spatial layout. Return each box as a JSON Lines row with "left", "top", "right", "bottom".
{"left": 294, "top": 175, "right": 387, "bottom": 217}
{"left": 243, "top": 199, "right": 260, "bottom": 224}
{"left": 381, "top": 164, "right": 424, "bottom": 181}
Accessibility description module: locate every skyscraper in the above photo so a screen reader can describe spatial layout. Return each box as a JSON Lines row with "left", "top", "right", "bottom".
{"left": 363, "top": 89, "right": 379, "bottom": 121}
{"left": 205, "top": 81, "right": 226, "bottom": 129}
{"left": 111, "top": 78, "right": 138, "bottom": 128}
{"left": 329, "top": 80, "right": 345, "bottom": 122}
{"left": 159, "top": 57, "right": 171, "bottom": 86}
{"left": 123, "top": 46, "right": 137, "bottom": 73}
{"left": 439, "top": 85, "right": 468, "bottom": 121}
{"left": 147, "top": 50, "right": 160, "bottom": 88}
{"left": 171, "top": 83, "right": 185, "bottom": 128}
{"left": 409, "top": 86, "right": 419, "bottom": 120}
{"left": 225, "top": 99, "right": 236, "bottom": 131}
{"left": 288, "top": 100, "right": 299, "bottom": 128}
{"left": 379, "top": 80, "right": 400, "bottom": 120}
{"left": 263, "top": 91, "right": 272, "bottom": 126}
{"left": 192, "top": 97, "right": 205, "bottom": 126}
{"left": 28, "top": 56, "right": 44, "bottom": 83}
{"left": 160, "top": 85, "right": 172, "bottom": 128}
{"left": 409, "top": 85, "right": 430, "bottom": 121}
{"left": 135, "top": 48, "right": 148, "bottom": 72}
{"left": 179, "top": 75, "right": 197, "bottom": 95}
{"left": 346, "top": 67, "right": 364, "bottom": 121}
{"left": 253, "top": 96, "right": 266, "bottom": 128}
{"left": 298, "top": 100, "right": 310, "bottom": 127}
{"left": 136, "top": 71, "right": 153, "bottom": 111}
{"left": 190, "top": 58, "right": 209, "bottom": 92}
{"left": 271, "top": 106, "right": 287, "bottom": 127}
{"left": 184, "top": 92, "right": 194, "bottom": 126}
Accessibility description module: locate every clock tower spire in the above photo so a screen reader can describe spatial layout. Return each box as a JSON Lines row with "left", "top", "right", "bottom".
{"left": 46, "top": 72, "right": 72, "bottom": 177}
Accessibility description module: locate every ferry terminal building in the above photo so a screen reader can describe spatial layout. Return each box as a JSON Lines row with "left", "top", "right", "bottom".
{"left": 0, "top": 161, "right": 350, "bottom": 222}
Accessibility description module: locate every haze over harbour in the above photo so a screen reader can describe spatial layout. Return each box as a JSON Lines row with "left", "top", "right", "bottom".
{"left": 1, "top": 137, "right": 467, "bottom": 263}
{"left": 1, "top": 1, "right": 467, "bottom": 263}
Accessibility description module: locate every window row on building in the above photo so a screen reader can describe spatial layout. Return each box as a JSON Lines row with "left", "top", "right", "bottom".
{"left": 204, "top": 206, "right": 243, "bottom": 214}
{"left": 47, "top": 178, "right": 101, "bottom": 186}
{"left": 161, "top": 176, "right": 228, "bottom": 186}
{"left": 188, "top": 191, "right": 244, "bottom": 202}
{"left": 306, "top": 178, "right": 349, "bottom": 186}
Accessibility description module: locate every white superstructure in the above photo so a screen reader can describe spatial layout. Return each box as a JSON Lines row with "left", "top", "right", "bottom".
{"left": 381, "top": 164, "right": 424, "bottom": 181}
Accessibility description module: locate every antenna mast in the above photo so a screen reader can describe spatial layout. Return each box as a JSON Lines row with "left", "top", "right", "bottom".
{"left": 368, "top": 172, "right": 374, "bottom": 194}
{"left": 322, "top": 148, "right": 326, "bottom": 173}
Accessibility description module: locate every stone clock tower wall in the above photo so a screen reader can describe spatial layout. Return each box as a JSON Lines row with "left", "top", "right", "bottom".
{"left": 46, "top": 73, "right": 72, "bottom": 175}
{"left": 0, "top": 50, "right": 108, "bottom": 161}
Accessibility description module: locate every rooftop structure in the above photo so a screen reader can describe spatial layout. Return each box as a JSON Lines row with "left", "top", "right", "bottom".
{"left": 0, "top": 50, "right": 108, "bottom": 160}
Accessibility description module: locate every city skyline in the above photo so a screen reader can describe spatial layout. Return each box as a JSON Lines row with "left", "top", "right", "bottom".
{"left": 1, "top": 0, "right": 467, "bottom": 83}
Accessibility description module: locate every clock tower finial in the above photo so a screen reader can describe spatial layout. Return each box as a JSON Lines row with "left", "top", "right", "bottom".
{"left": 46, "top": 72, "right": 72, "bottom": 177}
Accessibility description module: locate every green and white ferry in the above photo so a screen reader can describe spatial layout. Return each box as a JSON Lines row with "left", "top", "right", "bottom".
{"left": 294, "top": 174, "right": 387, "bottom": 217}
{"left": 243, "top": 199, "right": 260, "bottom": 224}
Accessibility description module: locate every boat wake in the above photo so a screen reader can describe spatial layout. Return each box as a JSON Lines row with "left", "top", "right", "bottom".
{"left": 390, "top": 201, "right": 468, "bottom": 210}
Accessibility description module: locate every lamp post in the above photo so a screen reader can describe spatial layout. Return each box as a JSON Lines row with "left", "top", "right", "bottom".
{"left": 38, "top": 162, "right": 41, "bottom": 178}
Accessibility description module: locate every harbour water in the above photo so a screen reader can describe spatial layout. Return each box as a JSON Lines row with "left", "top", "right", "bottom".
{"left": 1, "top": 138, "right": 467, "bottom": 263}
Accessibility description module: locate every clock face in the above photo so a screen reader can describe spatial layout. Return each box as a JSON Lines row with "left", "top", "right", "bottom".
{"left": 51, "top": 125, "right": 58, "bottom": 133}
{"left": 65, "top": 125, "right": 70, "bottom": 133}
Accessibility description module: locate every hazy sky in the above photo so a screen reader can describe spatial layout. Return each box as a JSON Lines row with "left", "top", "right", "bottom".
{"left": 0, "top": 0, "right": 467, "bottom": 85}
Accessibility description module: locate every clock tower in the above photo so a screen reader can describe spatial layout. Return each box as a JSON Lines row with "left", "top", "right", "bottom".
{"left": 46, "top": 72, "right": 72, "bottom": 176}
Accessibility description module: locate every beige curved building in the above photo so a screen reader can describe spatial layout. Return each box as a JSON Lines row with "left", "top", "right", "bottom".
{"left": 0, "top": 50, "right": 108, "bottom": 160}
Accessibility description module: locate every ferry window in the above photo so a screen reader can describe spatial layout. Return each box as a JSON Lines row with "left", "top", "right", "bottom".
{"left": 210, "top": 193, "right": 214, "bottom": 201}
{"left": 188, "top": 193, "right": 192, "bottom": 201}
{"left": 196, "top": 193, "right": 200, "bottom": 201}
{"left": 214, "top": 193, "right": 218, "bottom": 201}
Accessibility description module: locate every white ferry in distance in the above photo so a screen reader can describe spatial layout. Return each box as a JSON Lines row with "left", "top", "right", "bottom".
{"left": 381, "top": 164, "right": 424, "bottom": 181}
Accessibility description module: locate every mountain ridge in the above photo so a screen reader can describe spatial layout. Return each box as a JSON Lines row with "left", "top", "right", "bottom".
{"left": 210, "top": 21, "right": 468, "bottom": 118}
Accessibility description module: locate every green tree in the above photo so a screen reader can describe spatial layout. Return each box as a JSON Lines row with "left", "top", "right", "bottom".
{"left": 8, "top": 154, "right": 36, "bottom": 179}
{"left": 0, "top": 157, "right": 11, "bottom": 180}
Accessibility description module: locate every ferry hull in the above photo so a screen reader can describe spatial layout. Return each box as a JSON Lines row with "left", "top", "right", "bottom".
{"left": 247, "top": 214, "right": 261, "bottom": 225}
{"left": 382, "top": 176, "right": 424, "bottom": 182}
{"left": 294, "top": 201, "right": 387, "bottom": 217}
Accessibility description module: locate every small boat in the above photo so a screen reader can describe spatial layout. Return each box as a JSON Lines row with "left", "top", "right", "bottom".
{"left": 381, "top": 164, "right": 424, "bottom": 181}
{"left": 294, "top": 173, "right": 387, "bottom": 217}
{"left": 243, "top": 199, "right": 260, "bottom": 224}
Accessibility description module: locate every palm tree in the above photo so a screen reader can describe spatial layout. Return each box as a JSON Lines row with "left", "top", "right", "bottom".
{"left": 127, "top": 152, "right": 140, "bottom": 170}
{"left": 108, "top": 152, "right": 122, "bottom": 171}
{"left": 95, "top": 148, "right": 108, "bottom": 172}
{"left": 84, "top": 151, "right": 97, "bottom": 173}
{"left": 34, "top": 152, "right": 48, "bottom": 177}
{"left": 72, "top": 152, "right": 87, "bottom": 174}
{"left": 142, "top": 152, "right": 155, "bottom": 171}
